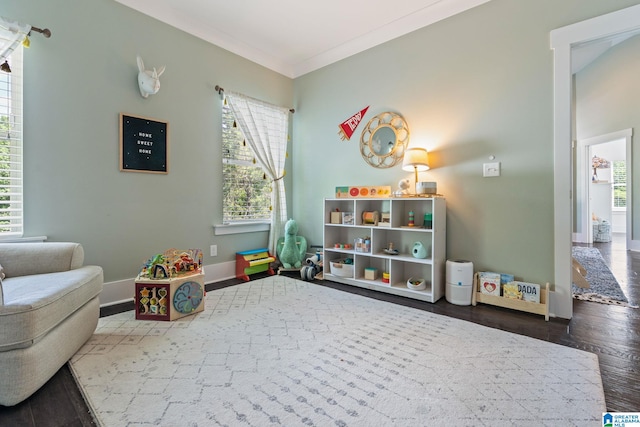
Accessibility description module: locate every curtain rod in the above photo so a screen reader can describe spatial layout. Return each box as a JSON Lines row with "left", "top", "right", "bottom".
{"left": 30, "top": 26, "right": 52, "bottom": 38}
{"left": 215, "top": 85, "right": 294, "bottom": 113}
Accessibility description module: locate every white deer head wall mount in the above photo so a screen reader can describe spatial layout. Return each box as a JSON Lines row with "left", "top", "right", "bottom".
{"left": 136, "top": 54, "right": 165, "bottom": 99}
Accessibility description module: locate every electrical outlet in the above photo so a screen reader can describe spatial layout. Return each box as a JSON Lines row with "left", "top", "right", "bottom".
{"left": 210, "top": 245, "right": 217, "bottom": 257}
{"left": 483, "top": 162, "right": 501, "bottom": 177}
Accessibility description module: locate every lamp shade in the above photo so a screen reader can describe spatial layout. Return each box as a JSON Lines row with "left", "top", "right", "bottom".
{"left": 402, "top": 147, "right": 430, "bottom": 172}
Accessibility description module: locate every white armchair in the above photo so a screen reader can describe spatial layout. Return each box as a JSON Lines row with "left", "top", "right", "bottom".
{"left": 0, "top": 242, "right": 103, "bottom": 406}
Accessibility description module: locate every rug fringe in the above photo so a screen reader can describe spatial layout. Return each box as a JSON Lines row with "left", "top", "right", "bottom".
{"left": 573, "top": 293, "right": 639, "bottom": 308}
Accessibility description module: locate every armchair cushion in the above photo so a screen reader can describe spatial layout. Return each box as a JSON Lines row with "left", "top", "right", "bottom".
{"left": 0, "top": 266, "right": 103, "bottom": 351}
{"left": 0, "top": 242, "right": 103, "bottom": 352}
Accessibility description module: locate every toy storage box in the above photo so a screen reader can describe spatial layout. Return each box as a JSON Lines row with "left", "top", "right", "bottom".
{"left": 330, "top": 260, "right": 354, "bottom": 278}
{"left": 135, "top": 271, "right": 205, "bottom": 321}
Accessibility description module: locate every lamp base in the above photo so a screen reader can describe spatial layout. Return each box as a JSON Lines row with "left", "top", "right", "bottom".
{"left": 416, "top": 182, "right": 437, "bottom": 195}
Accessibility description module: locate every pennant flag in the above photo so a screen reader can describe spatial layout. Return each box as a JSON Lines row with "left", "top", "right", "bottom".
{"left": 338, "top": 106, "right": 369, "bottom": 141}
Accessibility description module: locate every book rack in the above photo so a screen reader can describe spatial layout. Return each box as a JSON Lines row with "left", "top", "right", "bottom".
{"left": 471, "top": 273, "right": 550, "bottom": 321}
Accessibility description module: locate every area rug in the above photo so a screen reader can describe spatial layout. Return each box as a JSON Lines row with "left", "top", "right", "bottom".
{"left": 571, "top": 246, "right": 637, "bottom": 307}
{"left": 70, "top": 276, "right": 605, "bottom": 426}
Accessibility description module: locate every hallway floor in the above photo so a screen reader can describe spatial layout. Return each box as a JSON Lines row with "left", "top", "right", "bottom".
{"left": 575, "top": 232, "right": 639, "bottom": 306}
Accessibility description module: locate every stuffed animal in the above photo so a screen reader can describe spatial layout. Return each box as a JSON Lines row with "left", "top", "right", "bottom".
{"left": 276, "top": 219, "right": 307, "bottom": 269}
{"left": 393, "top": 178, "right": 410, "bottom": 196}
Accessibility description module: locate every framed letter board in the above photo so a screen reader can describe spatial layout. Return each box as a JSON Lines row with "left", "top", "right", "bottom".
{"left": 120, "top": 113, "right": 169, "bottom": 174}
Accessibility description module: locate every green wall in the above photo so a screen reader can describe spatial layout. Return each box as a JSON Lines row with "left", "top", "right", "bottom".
{"left": 4, "top": 0, "right": 293, "bottom": 282}
{"left": 291, "top": 0, "right": 640, "bottom": 294}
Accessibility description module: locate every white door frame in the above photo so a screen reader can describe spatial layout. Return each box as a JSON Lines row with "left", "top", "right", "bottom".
{"left": 575, "top": 129, "right": 632, "bottom": 246}
{"left": 551, "top": 4, "right": 640, "bottom": 319}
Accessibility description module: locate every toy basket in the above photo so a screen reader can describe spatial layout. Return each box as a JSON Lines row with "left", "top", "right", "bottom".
{"left": 329, "top": 259, "right": 354, "bottom": 278}
{"left": 593, "top": 220, "right": 611, "bottom": 243}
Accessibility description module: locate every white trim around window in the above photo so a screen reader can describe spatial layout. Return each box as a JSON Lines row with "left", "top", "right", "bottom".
{"left": 213, "top": 221, "right": 270, "bottom": 235}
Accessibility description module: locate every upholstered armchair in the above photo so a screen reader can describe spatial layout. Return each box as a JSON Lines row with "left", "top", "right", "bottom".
{"left": 0, "top": 242, "right": 103, "bottom": 406}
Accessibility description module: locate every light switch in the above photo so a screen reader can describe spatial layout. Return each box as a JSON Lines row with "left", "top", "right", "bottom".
{"left": 483, "top": 162, "right": 500, "bottom": 177}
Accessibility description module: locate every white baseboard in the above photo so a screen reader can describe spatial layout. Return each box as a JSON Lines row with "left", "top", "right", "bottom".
{"left": 99, "top": 260, "right": 236, "bottom": 307}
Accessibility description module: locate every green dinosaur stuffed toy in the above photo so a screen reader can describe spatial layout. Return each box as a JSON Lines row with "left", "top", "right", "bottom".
{"left": 276, "top": 218, "right": 307, "bottom": 269}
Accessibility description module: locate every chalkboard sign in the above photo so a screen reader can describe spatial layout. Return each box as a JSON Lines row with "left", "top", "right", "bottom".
{"left": 120, "top": 113, "right": 169, "bottom": 174}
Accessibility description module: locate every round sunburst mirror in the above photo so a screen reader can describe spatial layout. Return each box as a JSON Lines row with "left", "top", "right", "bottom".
{"left": 359, "top": 112, "right": 409, "bottom": 168}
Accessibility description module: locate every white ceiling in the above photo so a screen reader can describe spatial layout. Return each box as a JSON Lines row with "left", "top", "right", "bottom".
{"left": 115, "top": 0, "right": 491, "bottom": 78}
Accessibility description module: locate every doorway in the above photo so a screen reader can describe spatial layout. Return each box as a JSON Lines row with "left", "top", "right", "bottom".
{"left": 575, "top": 130, "right": 632, "bottom": 249}
{"left": 551, "top": 4, "right": 640, "bottom": 319}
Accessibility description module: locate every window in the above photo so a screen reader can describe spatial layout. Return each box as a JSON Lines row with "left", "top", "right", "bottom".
{"left": 221, "top": 103, "right": 271, "bottom": 222}
{"left": 612, "top": 160, "right": 626, "bottom": 209}
{"left": 0, "top": 46, "right": 23, "bottom": 237}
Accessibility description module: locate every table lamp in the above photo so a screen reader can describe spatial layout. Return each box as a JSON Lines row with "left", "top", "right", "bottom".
{"left": 402, "top": 147, "right": 430, "bottom": 194}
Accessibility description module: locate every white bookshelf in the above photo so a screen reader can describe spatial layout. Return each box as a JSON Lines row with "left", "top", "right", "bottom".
{"left": 323, "top": 197, "right": 446, "bottom": 303}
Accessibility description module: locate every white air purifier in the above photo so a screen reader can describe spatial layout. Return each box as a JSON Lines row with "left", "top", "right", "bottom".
{"left": 446, "top": 259, "right": 474, "bottom": 305}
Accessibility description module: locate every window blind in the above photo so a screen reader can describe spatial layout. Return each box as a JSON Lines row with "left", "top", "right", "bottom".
{"left": 0, "top": 46, "right": 23, "bottom": 236}
{"left": 612, "top": 160, "right": 626, "bottom": 209}
{"left": 221, "top": 103, "right": 271, "bottom": 222}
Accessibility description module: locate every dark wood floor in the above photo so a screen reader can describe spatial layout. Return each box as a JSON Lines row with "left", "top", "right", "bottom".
{"left": 1, "top": 235, "right": 638, "bottom": 426}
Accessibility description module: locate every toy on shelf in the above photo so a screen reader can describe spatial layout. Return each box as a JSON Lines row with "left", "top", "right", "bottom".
{"left": 412, "top": 242, "right": 428, "bottom": 259}
{"left": 424, "top": 213, "right": 433, "bottom": 229}
{"left": 407, "top": 277, "right": 426, "bottom": 290}
{"left": 379, "top": 212, "right": 391, "bottom": 227}
{"left": 135, "top": 248, "right": 204, "bottom": 321}
{"left": 384, "top": 242, "right": 399, "bottom": 255}
{"left": 236, "top": 248, "right": 276, "bottom": 281}
{"left": 276, "top": 218, "right": 307, "bottom": 269}
{"left": 393, "top": 178, "right": 411, "bottom": 197}
{"left": 335, "top": 186, "right": 391, "bottom": 198}
{"left": 354, "top": 237, "right": 371, "bottom": 253}
{"left": 333, "top": 243, "right": 353, "bottom": 249}
{"left": 362, "top": 211, "right": 379, "bottom": 225}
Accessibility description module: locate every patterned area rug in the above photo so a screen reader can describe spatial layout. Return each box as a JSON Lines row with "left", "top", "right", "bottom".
{"left": 571, "top": 246, "right": 637, "bottom": 308}
{"left": 70, "top": 276, "right": 605, "bottom": 426}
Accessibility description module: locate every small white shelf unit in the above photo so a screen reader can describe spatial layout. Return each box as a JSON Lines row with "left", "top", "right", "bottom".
{"left": 323, "top": 197, "right": 446, "bottom": 303}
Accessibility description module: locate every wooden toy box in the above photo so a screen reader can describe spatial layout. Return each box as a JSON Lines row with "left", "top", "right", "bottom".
{"left": 135, "top": 270, "right": 205, "bottom": 321}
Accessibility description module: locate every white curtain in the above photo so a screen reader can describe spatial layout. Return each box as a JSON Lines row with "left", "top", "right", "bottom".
{"left": 0, "top": 17, "right": 31, "bottom": 63}
{"left": 225, "top": 91, "right": 290, "bottom": 254}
